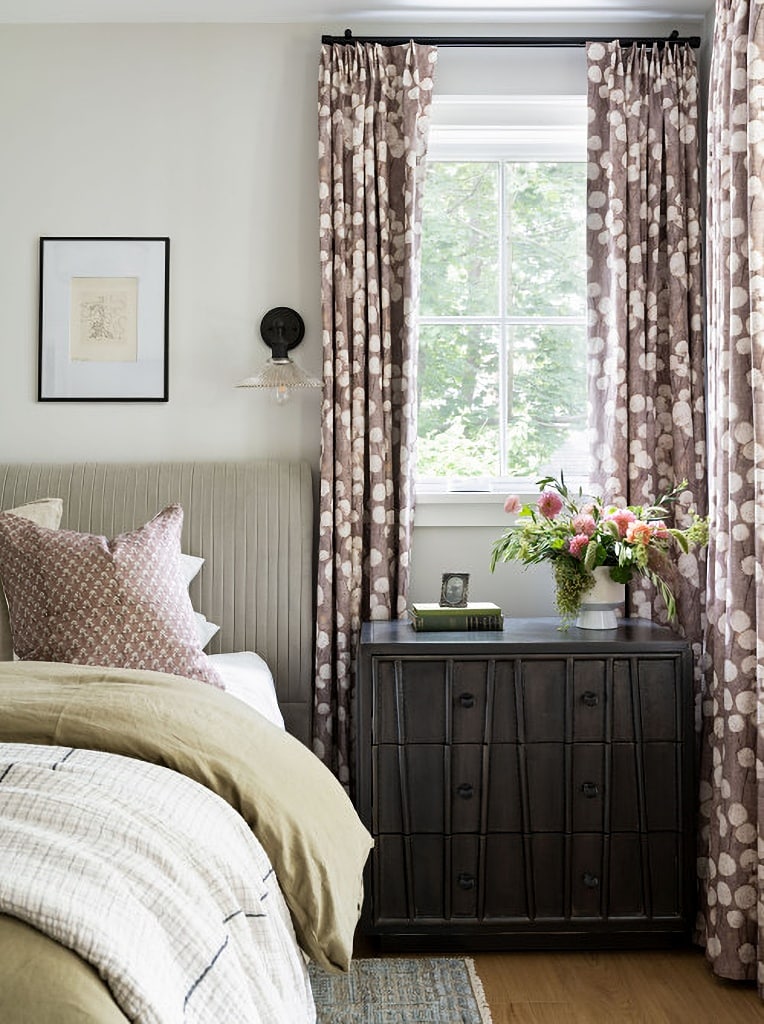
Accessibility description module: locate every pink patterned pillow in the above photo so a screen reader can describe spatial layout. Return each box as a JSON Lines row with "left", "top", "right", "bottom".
{"left": 0, "top": 504, "right": 223, "bottom": 688}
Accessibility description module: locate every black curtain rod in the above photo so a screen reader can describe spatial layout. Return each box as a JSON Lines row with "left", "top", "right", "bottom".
{"left": 322, "top": 28, "right": 701, "bottom": 49}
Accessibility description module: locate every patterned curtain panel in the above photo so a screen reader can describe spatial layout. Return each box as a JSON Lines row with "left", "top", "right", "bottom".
{"left": 314, "top": 41, "right": 437, "bottom": 784}
{"left": 701, "top": 1, "right": 764, "bottom": 989}
{"left": 586, "top": 41, "right": 707, "bottom": 664}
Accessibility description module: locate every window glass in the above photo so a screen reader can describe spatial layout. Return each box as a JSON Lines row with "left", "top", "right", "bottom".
{"left": 506, "top": 163, "right": 586, "bottom": 319}
{"left": 419, "top": 162, "right": 499, "bottom": 318}
{"left": 417, "top": 109, "right": 587, "bottom": 491}
{"left": 417, "top": 323, "right": 500, "bottom": 478}
{"left": 505, "top": 323, "right": 588, "bottom": 479}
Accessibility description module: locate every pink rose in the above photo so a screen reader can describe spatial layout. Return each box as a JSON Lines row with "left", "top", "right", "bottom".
{"left": 650, "top": 521, "right": 670, "bottom": 539}
{"left": 607, "top": 508, "right": 637, "bottom": 537}
{"left": 568, "top": 534, "right": 589, "bottom": 559}
{"left": 504, "top": 495, "right": 522, "bottom": 514}
{"left": 571, "top": 513, "right": 597, "bottom": 537}
{"left": 537, "top": 490, "right": 564, "bottom": 519}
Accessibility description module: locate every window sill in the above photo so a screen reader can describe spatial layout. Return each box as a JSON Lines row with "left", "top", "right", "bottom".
{"left": 415, "top": 489, "right": 528, "bottom": 529}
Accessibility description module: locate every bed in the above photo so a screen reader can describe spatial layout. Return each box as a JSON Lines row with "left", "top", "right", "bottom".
{"left": 0, "top": 460, "right": 372, "bottom": 1024}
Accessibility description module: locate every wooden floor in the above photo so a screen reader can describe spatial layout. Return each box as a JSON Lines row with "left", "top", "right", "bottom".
{"left": 471, "top": 948, "right": 764, "bottom": 1023}
{"left": 355, "top": 937, "right": 764, "bottom": 1022}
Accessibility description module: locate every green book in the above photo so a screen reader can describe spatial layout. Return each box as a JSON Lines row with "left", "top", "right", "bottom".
{"left": 409, "top": 602, "right": 503, "bottom": 632}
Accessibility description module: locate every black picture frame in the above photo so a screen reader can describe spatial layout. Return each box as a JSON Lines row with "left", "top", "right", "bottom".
{"left": 439, "top": 572, "right": 470, "bottom": 608}
{"left": 38, "top": 236, "right": 169, "bottom": 402}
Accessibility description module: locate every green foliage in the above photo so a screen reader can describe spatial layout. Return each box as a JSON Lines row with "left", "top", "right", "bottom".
{"left": 415, "top": 419, "right": 498, "bottom": 478}
{"left": 553, "top": 559, "right": 595, "bottom": 627}
{"left": 505, "top": 163, "right": 586, "bottom": 318}
{"left": 417, "top": 322, "right": 499, "bottom": 476}
{"left": 418, "top": 159, "right": 587, "bottom": 480}
{"left": 419, "top": 163, "right": 499, "bottom": 318}
{"left": 505, "top": 324, "right": 586, "bottom": 476}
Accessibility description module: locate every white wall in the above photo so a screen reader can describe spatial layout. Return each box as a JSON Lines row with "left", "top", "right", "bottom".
{"left": 0, "top": 17, "right": 705, "bottom": 617}
{"left": 0, "top": 23, "right": 322, "bottom": 465}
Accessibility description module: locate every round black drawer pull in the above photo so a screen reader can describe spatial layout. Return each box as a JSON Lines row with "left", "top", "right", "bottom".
{"left": 456, "top": 783, "right": 474, "bottom": 800}
{"left": 458, "top": 692, "right": 475, "bottom": 709}
{"left": 581, "top": 781, "right": 599, "bottom": 798}
{"left": 581, "top": 691, "right": 599, "bottom": 708}
{"left": 457, "top": 873, "right": 476, "bottom": 890}
{"left": 583, "top": 873, "right": 600, "bottom": 889}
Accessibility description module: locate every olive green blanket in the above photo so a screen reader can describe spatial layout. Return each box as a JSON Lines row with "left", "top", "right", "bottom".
{"left": 0, "top": 661, "right": 372, "bottom": 1023}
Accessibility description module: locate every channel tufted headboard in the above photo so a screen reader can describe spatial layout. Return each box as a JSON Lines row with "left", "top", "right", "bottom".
{"left": 0, "top": 460, "right": 315, "bottom": 745}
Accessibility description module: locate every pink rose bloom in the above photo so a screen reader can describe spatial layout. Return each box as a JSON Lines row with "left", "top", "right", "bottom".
{"left": 537, "top": 490, "right": 564, "bottom": 519}
{"left": 571, "top": 513, "right": 597, "bottom": 537}
{"left": 568, "top": 534, "right": 589, "bottom": 559}
{"left": 608, "top": 508, "right": 637, "bottom": 537}
{"left": 626, "top": 521, "right": 653, "bottom": 545}
{"left": 650, "top": 521, "right": 670, "bottom": 539}
{"left": 504, "top": 494, "right": 522, "bottom": 514}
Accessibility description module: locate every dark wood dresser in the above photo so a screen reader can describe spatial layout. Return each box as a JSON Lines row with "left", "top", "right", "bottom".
{"left": 355, "top": 617, "right": 695, "bottom": 950}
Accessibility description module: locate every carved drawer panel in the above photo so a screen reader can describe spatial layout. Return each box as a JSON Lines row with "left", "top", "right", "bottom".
{"left": 373, "top": 743, "right": 483, "bottom": 834}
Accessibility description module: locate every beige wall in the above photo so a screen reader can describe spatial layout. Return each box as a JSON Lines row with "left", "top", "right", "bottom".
{"left": 0, "top": 17, "right": 705, "bottom": 614}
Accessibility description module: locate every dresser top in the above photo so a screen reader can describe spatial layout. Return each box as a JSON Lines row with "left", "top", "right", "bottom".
{"left": 360, "top": 617, "right": 689, "bottom": 654}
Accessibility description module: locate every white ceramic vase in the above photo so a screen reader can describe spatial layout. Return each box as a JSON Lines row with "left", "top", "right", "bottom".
{"left": 575, "top": 566, "right": 625, "bottom": 630}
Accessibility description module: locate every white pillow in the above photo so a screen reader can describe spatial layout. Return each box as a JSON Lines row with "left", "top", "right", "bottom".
{"left": 208, "top": 651, "right": 284, "bottom": 729}
{"left": 179, "top": 553, "right": 205, "bottom": 586}
{"left": 180, "top": 554, "right": 221, "bottom": 649}
{"left": 194, "top": 612, "right": 220, "bottom": 649}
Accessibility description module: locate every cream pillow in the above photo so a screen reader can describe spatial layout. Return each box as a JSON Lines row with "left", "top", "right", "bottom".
{"left": 0, "top": 498, "right": 63, "bottom": 661}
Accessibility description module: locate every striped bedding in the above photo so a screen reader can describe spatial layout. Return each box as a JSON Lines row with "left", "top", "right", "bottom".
{"left": 0, "top": 661, "right": 373, "bottom": 1024}
{"left": 0, "top": 743, "right": 315, "bottom": 1024}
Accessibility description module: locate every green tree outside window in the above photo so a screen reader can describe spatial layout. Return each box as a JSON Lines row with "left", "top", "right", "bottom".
{"left": 418, "top": 159, "right": 586, "bottom": 481}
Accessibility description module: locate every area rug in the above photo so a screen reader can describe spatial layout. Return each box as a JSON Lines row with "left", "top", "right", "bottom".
{"left": 309, "top": 956, "right": 493, "bottom": 1023}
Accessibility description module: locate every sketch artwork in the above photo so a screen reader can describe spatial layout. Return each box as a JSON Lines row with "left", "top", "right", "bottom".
{"left": 69, "top": 277, "right": 138, "bottom": 362}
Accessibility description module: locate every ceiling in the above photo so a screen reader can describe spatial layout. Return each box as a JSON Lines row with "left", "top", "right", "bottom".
{"left": 0, "top": 0, "right": 711, "bottom": 25}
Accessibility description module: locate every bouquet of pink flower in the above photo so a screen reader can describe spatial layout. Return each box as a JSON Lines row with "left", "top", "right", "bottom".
{"left": 491, "top": 474, "right": 707, "bottom": 625}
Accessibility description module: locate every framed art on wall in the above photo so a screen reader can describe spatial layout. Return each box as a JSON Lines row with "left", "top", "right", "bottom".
{"left": 38, "top": 236, "right": 170, "bottom": 402}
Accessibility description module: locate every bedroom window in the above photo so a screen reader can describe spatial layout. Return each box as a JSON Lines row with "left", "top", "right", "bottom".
{"left": 416, "top": 99, "right": 587, "bottom": 494}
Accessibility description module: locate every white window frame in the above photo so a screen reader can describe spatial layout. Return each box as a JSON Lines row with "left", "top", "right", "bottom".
{"left": 416, "top": 96, "right": 588, "bottom": 506}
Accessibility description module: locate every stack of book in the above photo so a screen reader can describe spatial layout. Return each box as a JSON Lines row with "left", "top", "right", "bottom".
{"left": 409, "top": 602, "right": 503, "bottom": 632}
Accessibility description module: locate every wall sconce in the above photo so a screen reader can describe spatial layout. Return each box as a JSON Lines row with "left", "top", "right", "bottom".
{"left": 235, "top": 307, "right": 321, "bottom": 404}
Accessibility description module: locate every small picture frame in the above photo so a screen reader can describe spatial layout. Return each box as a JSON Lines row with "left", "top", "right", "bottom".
{"left": 440, "top": 572, "right": 470, "bottom": 608}
{"left": 38, "top": 236, "right": 170, "bottom": 402}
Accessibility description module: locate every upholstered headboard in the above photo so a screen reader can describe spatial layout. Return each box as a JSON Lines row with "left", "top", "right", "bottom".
{"left": 0, "top": 460, "right": 315, "bottom": 745}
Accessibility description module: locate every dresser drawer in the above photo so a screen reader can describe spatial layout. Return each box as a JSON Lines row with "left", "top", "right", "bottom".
{"left": 373, "top": 653, "right": 683, "bottom": 747}
{"left": 373, "top": 658, "right": 488, "bottom": 744}
{"left": 374, "top": 834, "right": 480, "bottom": 922}
{"left": 373, "top": 830, "right": 685, "bottom": 929}
{"left": 482, "top": 832, "right": 684, "bottom": 922}
{"left": 374, "top": 743, "right": 483, "bottom": 834}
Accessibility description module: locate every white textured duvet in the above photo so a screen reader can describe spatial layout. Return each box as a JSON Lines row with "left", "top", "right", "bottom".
{"left": 0, "top": 743, "right": 315, "bottom": 1024}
